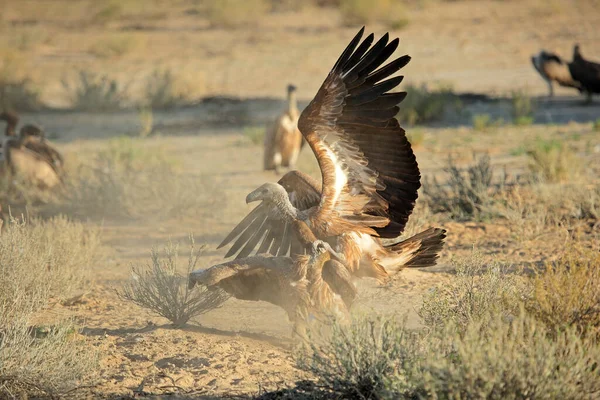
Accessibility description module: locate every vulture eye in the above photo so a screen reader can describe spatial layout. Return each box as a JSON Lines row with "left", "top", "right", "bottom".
{"left": 317, "top": 242, "right": 326, "bottom": 253}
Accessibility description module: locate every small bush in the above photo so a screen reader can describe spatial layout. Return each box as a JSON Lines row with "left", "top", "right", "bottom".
{"left": 144, "top": 69, "right": 195, "bottom": 109}
{"left": 206, "top": 0, "right": 269, "bottom": 28}
{"left": 339, "top": 0, "right": 409, "bottom": 29}
{"left": 593, "top": 118, "right": 600, "bottom": 132}
{"left": 0, "top": 50, "right": 42, "bottom": 111}
{"left": 419, "top": 251, "right": 527, "bottom": 333}
{"left": 527, "top": 246, "right": 600, "bottom": 337}
{"left": 118, "top": 237, "right": 229, "bottom": 326}
{"left": 527, "top": 138, "right": 583, "bottom": 183}
{"left": 472, "top": 113, "right": 503, "bottom": 131}
{"left": 423, "top": 154, "right": 499, "bottom": 220}
{"left": 510, "top": 90, "right": 535, "bottom": 126}
{"left": 62, "top": 70, "right": 128, "bottom": 111}
{"left": 399, "top": 84, "right": 461, "bottom": 125}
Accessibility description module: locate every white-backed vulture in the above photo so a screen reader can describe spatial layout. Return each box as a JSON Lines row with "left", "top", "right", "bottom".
{"left": 263, "top": 84, "right": 305, "bottom": 173}
{"left": 189, "top": 239, "right": 356, "bottom": 337}
{"left": 531, "top": 50, "right": 581, "bottom": 97}
{"left": 569, "top": 44, "right": 600, "bottom": 103}
{"left": 218, "top": 28, "right": 446, "bottom": 283}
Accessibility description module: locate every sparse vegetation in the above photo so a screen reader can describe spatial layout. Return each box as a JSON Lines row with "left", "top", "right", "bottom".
{"left": 62, "top": 70, "right": 128, "bottom": 111}
{"left": 0, "top": 50, "right": 42, "bottom": 111}
{"left": 406, "top": 129, "right": 425, "bottom": 148}
{"left": 206, "top": 0, "right": 269, "bottom": 28}
{"left": 118, "top": 237, "right": 229, "bottom": 327}
{"left": 89, "top": 34, "right": 139, "bottom": 59}
{"left": 423, "top": 154, "right": 500, "bottom": 220}
{"left": 0, "top": 217, "right": 100, "bottom": 398}
{"left": 511, "top": 90, "right": 535, "bottom": 126}
{"left": 527, "top": 138, "right": 583, "bottom": 183}
{"left": 593, "top": 118, "right": 600, "bottom": 132}
{"left": 137, "top": 106, "right": 154, "bottom": 137}
{"left": 243, "top": 125, "right": 265, "bottom": 145}
{"left": 144, "top": 68, "right": 195, "bottom": 109}
{"left": 399, "top": 84, "right": 461, "bottom": 125}
{"left": 472, "top": 113, "right": 503, "bottom": 131}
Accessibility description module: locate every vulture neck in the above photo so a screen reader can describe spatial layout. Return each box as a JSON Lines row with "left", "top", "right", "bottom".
{"left": 287, "top": 90, "right": 298, "bottom": 117}
{"left": 274, "top": 195, "right": 300, "bottom": 221}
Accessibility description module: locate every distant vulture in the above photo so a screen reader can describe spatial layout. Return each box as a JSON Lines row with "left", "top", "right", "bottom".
{"left": 219, "top": 28, "right": 446, "bottom": 284}
{"left": 531, "top": 50, "right": 581, "bottom": 97}
{"left": 0, "top": 111, "right": 64, "bottom": 189}
{"left": 568, "top": 44, "right": 600, "bottom": 103}
{"left": 263, "top": 84, "right": 305, "bottom": 173}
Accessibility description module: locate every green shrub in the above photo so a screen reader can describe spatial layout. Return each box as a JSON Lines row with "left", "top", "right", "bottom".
{"left": 510, "top": 90, "right": 535, "bottom": 125}
{"left": 399, "top": 84, "right": 461, "bottom": 125}
{"left": 62, "top": 70, "right": 128, "bottom": 111}
{"left": 527, "top": 138, "right": 583, "bottom": 183}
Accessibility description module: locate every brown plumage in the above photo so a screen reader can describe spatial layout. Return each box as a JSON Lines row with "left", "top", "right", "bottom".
{"left": 0, "top": 111, "right": 45, "bottom": 138}
{"left": 569, "top": 44, "right": 600, "bottom": 103}
{"left": 263, "top": 84, "right": 305, "bottom": 173}
{"left": 189, "top": 239, "right": 356, "bottom": 337}
{"left": 219, "top": 28, "right": 446, "bottom": 283}
{"left": 531, "top": 50, "right": 581, "bottom": 97}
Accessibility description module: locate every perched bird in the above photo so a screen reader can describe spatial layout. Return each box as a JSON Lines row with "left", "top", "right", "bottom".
{"left": 568, "top": 44, "right": 600, "bottom": 103}
{"left": 0, "top": 110, "right": 44, "bottom": 138}
{"left": 219, "top": 28, "right": 446, "bottom": 283}
{"left": 190, "top": 236, "right": 356, "bottom": 337}
{"left": 531, "top": 50, "right": 581, "bottom": 97}
{"left": 263, "top": 84, "right": 305, "bottom": 173}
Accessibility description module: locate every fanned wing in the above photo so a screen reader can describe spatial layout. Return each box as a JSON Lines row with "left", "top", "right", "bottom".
{"left": 298, "top": 27, "right": 421, "bottom": 238}
{"left": 217, "top": 171, "right": 320, "bottom": 259}
{"left": 188, "top": 256, "right": 298, "bottom": 309}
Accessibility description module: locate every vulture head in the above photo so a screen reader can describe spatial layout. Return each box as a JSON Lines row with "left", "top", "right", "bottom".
{"left": 287, "top": 84, "right": 297, "bottom": 94}
{"left": 531, "top": 50, "right": 563, "bottom": 69}
{"left": 246, "top": 182, "right": 288, "bottom": 205}
{"left": 0, "top": 111, "right": 18, "bottom": 136}
{"left": 311, "top": 240, "right": 345, "bottom": 263}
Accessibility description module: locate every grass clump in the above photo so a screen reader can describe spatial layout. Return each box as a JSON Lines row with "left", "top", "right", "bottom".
{"left": 399, "top": 83, "right": 461, "bottom": 125}
{"left": 118, "top": 237, "right": 229, "bottom": 327}
{"left": 243, "top": 125, "right": 265, "bottom": 145}
{"left": 0, "top": 217, "right": 100, "bottom": 398}
{"left": 510, "top": 89, "right": 535, "bottom": 126}
{"left": 527, "top": 245, "right": 600, "bottom": 337}
{"left": 62, "top": 70, "right": 128, "bottom": 111}
{"left": 0, "top": 50, "right": 42, "bottom": 111}
{"left": 472, "top": 113, "right": 503, "bottom": 131}
{"left": 593, "top": 118, "right": 600, "bottom": 132}
{"left": 527, "top": 138, "right": 583, "bottom": 183}
{"left": 423, "top": 154, "right": 499, "bottom": 220}
{"left": 144, "top": 68, "right": 195, "bottom": 109}
{"left": 339, "top": 0, "right": 409, "bottom": 29}
{"left": 206, "top": 0, "right": 269, "bottom": 28}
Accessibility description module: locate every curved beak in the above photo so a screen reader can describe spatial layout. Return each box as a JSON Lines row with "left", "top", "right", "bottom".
{"left": 245, "top": 189, "right": 262, "bottom": 204}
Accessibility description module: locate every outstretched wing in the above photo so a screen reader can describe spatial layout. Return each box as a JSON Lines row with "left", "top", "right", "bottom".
{"left": 299, "top": 27, "right": 420, "bottom": 238}
{"left": 188, "top": 256, "right": 299, "bottom": 311}
{"left": 217, "top": 171, "right": 320, "bottom": 259}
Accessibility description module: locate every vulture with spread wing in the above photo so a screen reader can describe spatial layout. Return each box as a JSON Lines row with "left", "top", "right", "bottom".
{"left": 569, "top": 44, "right": 600, "bottom": 103}
{"left": 219, "top": 28, "right": 446, "bottom": 283}
{"left": 190, "top": 236, "right": 357, "bottom": 337}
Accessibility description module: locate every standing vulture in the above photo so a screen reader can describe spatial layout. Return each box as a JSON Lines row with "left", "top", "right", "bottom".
{"left": 263, "top": 84, "right": 305, "bottom": 173}
{"left": 190, "top": 236, "right": 356, "bottom": 337}
{"left": 569, "top": 44, "right": 600, "bottom": 103}
{"left": 531, "top": 50, "right": 581, "bottom": 97}
{"left": 218, "top": 28, "right": 446, "bottom": 283}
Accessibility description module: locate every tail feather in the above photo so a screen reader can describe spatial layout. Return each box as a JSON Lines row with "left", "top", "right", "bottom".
{"left": 382, "top": 227, "right": 446, "bottom": 271}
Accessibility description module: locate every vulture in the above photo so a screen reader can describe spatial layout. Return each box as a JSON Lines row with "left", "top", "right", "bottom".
{"left": 0, "top": 111, "right": 64, "bottom": 189}
{"left": 531, "top": 50, "right": 581, "bottom": 97}
{"left": 190, "top": 235, "right": 357, "bottom": 337}
{"left": 218, "top": 28, "right": 446, "bottom": 284}
{"left": 263, "top": 84, "right": 305, "bottom": 173}
{"left": 568, "top": 44, "right": 600, "bottom": 103}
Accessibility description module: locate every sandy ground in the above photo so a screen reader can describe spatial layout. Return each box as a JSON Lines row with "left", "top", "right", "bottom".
{"left": 1, "top": 1, "right": 600, "bottom": 398}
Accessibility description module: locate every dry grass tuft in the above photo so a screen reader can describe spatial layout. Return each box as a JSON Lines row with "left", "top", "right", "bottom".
{"left": 243, "top": 125, "right": 266, "bottom": 145}
{"left": 510, "top": 89, "right": 535, "bottom": 126}
{"left": 472, "top": 113, "right": 504, "bottom": 132}
{"left": 527, "top": 245, "right": 600, "bottom": 337}
{"left": 206, "top": 0, "right": 269, "bottom": 28}
{"left": 89, "top": 34, "right": 140, "bottom": 59}
{"left": 399, "top": 83, "right": 461, "bottom": 126}
{"left": 143, "top": 68, "right": 197, "bottom": 109}
{"left": 527, "top": 138, "right": 583, "bottom": 183}
{"left": 0, "top": 217, "right": 100, "bottom": 398}
{"left": 0, "top": 49, "right": 42, "bottom": 111}
{"left": 62, "top": 70, "right": 129, "bottom": 111}
{"left": 118, "top": 237, "right": 229, "bottom": 327}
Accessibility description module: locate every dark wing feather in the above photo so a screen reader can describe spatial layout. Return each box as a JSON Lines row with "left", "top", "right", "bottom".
{"left": 298, "top": 28, "right": 420, "bottom": 238}
{"left": 322, "top": 260, "right": 357, "bottom": 309}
